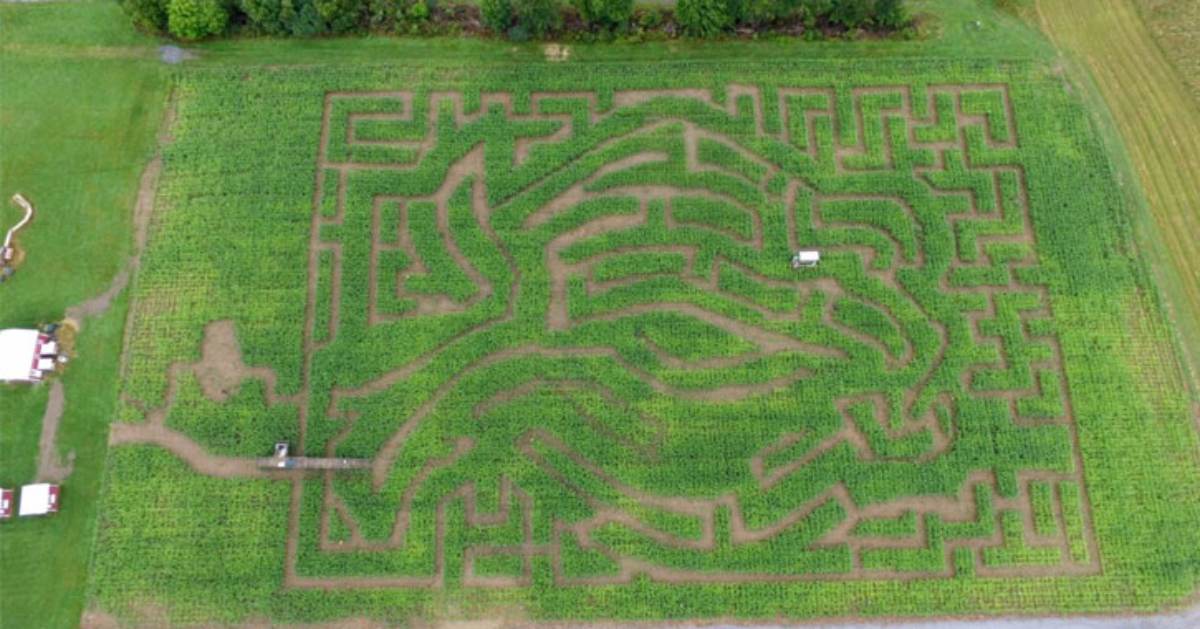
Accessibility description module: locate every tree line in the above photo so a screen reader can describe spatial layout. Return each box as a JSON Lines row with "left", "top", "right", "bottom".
{"left": 122, "top": 0, "right": 909, "bottom": 42}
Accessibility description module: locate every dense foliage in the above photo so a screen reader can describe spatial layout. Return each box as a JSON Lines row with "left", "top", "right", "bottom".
{"left": 90, "top": 56, "right": 1200, "bottom": 625}
{"left": 120, "top": 0, "right": 912, "bottom": 40}
{"left": 676, "top": 0, "right": 735, "bottom": 37}
{"left": 482, "top": 0, "right": 562, "bottom": 39}
{"left": 571, "top": 0, "right": 634, "bottom": 31}
{"left": 166, "top": 0, "right": 229, "bottom": 40}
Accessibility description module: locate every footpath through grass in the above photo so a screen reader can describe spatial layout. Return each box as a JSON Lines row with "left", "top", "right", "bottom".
{"left": 0, "top": 2, "right": 166, "bottom": 627}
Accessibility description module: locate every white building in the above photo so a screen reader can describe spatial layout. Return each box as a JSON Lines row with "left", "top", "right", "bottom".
{"left": 18, "top": 483, "right": 60, "bottom": 517}
{"left": 0, "top": 328, "right": 56, "bottom": 383}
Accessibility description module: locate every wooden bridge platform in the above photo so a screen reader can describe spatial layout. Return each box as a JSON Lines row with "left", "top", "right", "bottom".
{"left": 256, "top": 457, "right": 371, "bottom": 471}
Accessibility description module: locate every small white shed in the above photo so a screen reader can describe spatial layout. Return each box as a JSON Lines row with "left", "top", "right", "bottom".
{"left": 18, "top": 483, "right": 60, "bottom": 517}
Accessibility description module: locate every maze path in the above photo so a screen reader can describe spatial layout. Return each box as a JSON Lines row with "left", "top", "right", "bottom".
{"left": 120, "top": 83, "right": 1101, "bottom": 589}
{"left": 285, "top": 84, "right": 1101, "bottom": 586}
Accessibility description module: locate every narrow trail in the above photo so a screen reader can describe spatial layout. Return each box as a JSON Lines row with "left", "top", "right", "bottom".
{"left": 1037, "top": 0, "right": 1200, "bottom": 394}
{"left": 33, "top": 96, "right": 174, "bottom": 485}
{"left": 34, "top": 380, "right": 73, "bottom": 483}
{"left": 109, "top": 423, "right": 289, "bottom": 479}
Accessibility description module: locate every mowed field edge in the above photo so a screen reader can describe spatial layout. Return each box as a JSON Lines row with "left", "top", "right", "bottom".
{"left": 0, "top": 3, "right": 169, "bottom": 627}
{"left": 1038, "top": 0, "right": 1200, "bottom": 396}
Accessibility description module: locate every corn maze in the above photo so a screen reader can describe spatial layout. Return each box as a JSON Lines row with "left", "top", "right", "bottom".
{"left": 91, "top": 62, "right": 1200, "bottom": 624}
{"left": 269, "top": 82, "right": 1102, "bottom": 586}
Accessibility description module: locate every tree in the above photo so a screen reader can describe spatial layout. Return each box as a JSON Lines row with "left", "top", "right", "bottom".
{"left": 829, "top": 0, "right": 872, "bottom": 29}
{"left": 573, "top": 0, "right": 634, "bottom": 30}
{"left": 280, "top": 0, "right": 328, "bottom": 36}
{"left": 512, "top": 0, "right": 560, "bottom": 38}
{"left": 238, "top": 0, "right": 287, "bottom": 35}
{"left": 874, "top": 0, "right": 907, "bottom": 29}
{"left": 481, "top": 0, "right": 514, "bottom": 33}
{"left": 314, "top": 0, "right": 366, "bottom": 33}
{"left": 796, "top": 0, "right": 833, "bottom": 27}
{"left": 167, "top": 0, "right": 229, "bottom": 40}
{"left": 121, "top": 0, "right": 171, "bottom": 32}
{"left": 676, "top": 0, "right": 734, "bottom": 37}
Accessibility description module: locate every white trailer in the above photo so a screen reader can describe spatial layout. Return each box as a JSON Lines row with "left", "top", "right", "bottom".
{"left": 792, "top": 250, "right": 821, "bottom": 269}
{"left": 0, "top": 328, "right": 56, "bottom": 383}
{"left": 18, "top": 483, "right": 60, "bottom": 517}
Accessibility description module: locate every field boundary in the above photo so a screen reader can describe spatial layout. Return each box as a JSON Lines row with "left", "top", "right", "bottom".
{"left": 1037, "top": 0, "right": 1200, "bottom": 398}
{"left": 258, "top": 84, "right": 1104, "bottom": 587}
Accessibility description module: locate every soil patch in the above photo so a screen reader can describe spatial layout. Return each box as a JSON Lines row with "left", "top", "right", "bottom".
{"left": 193, "top": 319, "right": 254, "bottom": 402}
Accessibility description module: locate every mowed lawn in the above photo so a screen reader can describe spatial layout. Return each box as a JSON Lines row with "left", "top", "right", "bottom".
{"left": 1037, "top": 0, "right": 1200, "bottom": 394}
{"left": 0, "top": 2, "right": 166, "bottom": 627}
{"left": 1135, "top": 0, "right": 1200, "bottom": 104}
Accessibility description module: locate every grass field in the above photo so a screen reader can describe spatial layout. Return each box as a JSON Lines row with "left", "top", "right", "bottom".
{"left": 88, "top": 10, "right": 1200, "bottom": 629}
{"left": 0, "top": 3, "right": 166, "bottom": 627}
{"left": 2, "top": 1, "right": 1199, "bottom": 627}
{"left": 1036, "top": 0, "right": 1200, "bottom": 394}
{"left": 1135, "top": 0, "right": 1200, "bottom": 105}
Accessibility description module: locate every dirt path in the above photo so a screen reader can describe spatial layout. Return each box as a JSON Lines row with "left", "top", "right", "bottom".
{"left": 62, "top": 151, "right": 163, "bottom": 324}
{"left": 108, "top": 318, "right": 306, "bottom": 481}
{"left": 1037, "top": 0, "right": 1200, "bottom": 394}
{"left": 268, "top": 86, "right": 1104, "bottom": 589}
{"left": 34, "top": 380, "right": 74, "bottom": 482}
{"left": 109, "top": 423, "right": 269, "bottom": 477}
{"left": 34, "top": 97, "right": 174, "bottom": 486}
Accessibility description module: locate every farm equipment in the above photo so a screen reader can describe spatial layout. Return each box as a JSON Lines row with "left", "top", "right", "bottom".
{"left": 792, "top": 250, "right": 820, "bottom": 269}
{"left": 1, "top": 194, "right": 34, "bottom": 281}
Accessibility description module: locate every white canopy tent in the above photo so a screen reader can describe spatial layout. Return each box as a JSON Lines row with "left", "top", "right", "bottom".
{"left": 18, "top": 483, "right": 59, "bottom": 516}
{"left": 0, "top": 328, "right": 44, "bottom": 383}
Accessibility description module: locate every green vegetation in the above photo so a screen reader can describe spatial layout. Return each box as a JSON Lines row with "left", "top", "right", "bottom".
{"left": 1, "top": 1, "right": 1198, "bottom": 627}
{"left": 0, "top": 3, "right": 167, "bottom": 627}
{"left": 1036, "top": 0, "right": 1200, "bottom": 394}
{"left": 119, "top": 0, "right": 912, "bottom": 41}
{"left": 166, "top": 0, "right": 229, "bottom": 40}
{"left": 91, "top": 25, "right": 1199, "bottom": 629}
{"left": 0, "top": 296, "right": 136, "bottom": 629}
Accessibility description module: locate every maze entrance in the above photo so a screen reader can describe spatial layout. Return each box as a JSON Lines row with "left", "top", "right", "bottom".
{"left": 291, "top": 84, "right": 1100, "bottom": 587}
